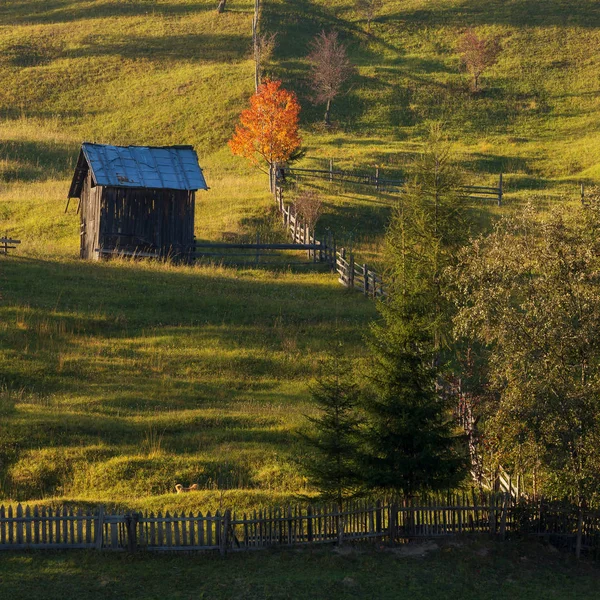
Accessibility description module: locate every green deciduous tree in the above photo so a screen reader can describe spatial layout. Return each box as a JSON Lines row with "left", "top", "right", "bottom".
{"left": 450, "top": 203, "right": 600, "bottom": 500}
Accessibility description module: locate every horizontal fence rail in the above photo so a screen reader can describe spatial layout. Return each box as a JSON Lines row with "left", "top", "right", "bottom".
{"left": 0, "top": 236, "right": 21, "bottom": 255}
{"left": 2, "top": 495, "right": 599, "bottom": 558}
{"left": 279, "top": 164, "right": 503, "bottom": 206}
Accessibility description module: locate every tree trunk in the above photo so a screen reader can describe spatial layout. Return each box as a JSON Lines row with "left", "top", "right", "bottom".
{"left": 324, "top": 98, "right": 332, "bottom": 126}
{"left": 217, "top": 0, "right": 227, "bottom": 13}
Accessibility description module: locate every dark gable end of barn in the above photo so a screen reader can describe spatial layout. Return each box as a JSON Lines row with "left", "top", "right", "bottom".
{"left": 67, "top": 143, "right": 208, "bottom": 261}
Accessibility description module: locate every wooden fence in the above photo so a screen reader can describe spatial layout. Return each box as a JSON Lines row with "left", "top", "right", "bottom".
{"left": 193, "top": 239, "right": 335, "bottom": 267}
{"left": 280, "top": 163, "right": 503, "bottom": 206}
{"left": 336, "top": 247, "right": 387, "bottom": 299}
{"left": 0, "top": 236, "right": 21, "bottom": 255}
{"left": 273, "top": 182, "right": 387, "bottom": 298}
{"left": 2, "top": 495, "right": 599, "bottom": 557}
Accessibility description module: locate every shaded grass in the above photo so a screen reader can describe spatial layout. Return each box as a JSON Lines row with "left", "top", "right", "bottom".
{"left": 0, "top": 540, "right": 599, "bottom": 600}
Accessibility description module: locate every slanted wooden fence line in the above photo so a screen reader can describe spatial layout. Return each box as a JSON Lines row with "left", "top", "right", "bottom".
{"left": 2, "top": 495, "right": 599, "bottom": 558}
{"left": 272, "top": 174, "right": 388, "bottom": 299}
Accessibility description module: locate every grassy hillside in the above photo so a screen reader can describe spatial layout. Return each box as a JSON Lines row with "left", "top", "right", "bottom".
{"left": 264, "top": 0, "right": 600, "bottom": 258}
{"left": 0, "top": 0, "right": 269, "bottom": 255}
{"left": 0, "top": 256, "right": 376, "bottom": 510}
{"left": 1, "top": 0, "right": 600, "bottom": 509}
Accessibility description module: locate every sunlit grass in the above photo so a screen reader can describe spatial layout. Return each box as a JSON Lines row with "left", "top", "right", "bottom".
{"left": 2, "top": 0, "right": 600, "bottom": 510}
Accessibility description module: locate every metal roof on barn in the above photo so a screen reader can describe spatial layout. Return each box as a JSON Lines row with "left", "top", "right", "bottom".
{"left": 68, "top": 142, "right": 208, "bottom": 198}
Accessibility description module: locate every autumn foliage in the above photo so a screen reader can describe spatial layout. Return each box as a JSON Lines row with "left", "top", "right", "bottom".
{"left": 457, "top": 29, "right": 501, "bottom": 92}
{"left": 228, "top": 79, "right": 302, "bottom": 170}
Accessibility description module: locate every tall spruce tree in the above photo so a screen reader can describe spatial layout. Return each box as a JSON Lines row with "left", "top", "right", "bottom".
{"left": 361, "top": 315, "right": 467, "bottom": 499}
{"left": 359, "top": 125, "right": 469, "bottom": 499}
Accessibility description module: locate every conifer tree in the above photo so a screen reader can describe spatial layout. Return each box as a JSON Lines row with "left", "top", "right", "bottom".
{"left": 298, "top": 354, "right": 360, "bottom": 511}
{"left": 360, "top": 314, "right": 467, "bottom": 499}
{"left": 358, "top": 125, "right": 469, "bottom": 499}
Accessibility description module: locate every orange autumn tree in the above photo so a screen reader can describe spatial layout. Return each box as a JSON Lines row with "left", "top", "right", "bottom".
{"left": 228, "top": 79, "right": 302, "bottom": 175}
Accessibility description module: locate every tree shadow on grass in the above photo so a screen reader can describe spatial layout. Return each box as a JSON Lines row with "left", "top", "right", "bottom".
{"left": 0, "top": 0, "right": 225, "bottom": 26}
{"left": 381, "top": 0, "right": 600, "bottom": 29}
{"left": 64, "top": 32, "right": 250, "bottom": 64}
{"left": 0, "top": 138, "right": 78, "bottom": 183}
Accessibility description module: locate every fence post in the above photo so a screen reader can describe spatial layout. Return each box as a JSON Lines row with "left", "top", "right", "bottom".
{"left": 498, "top": 173, "right": 503, "bottom": 207}
{"left": 335, "top": 505, "right": 344, "bottom": 546}
{"left": 375, "top": 166, "right": 380, "bottom": 192}
{"left": 126, "top": 513, "right": 138, "bottom": 553}
{"left": 363, "top": 264, "right": 369, "bottom": 295}
{"left": 329, "top": 158, "right": 333, "bottom": 183}
{"left": 95, "top": 505, "right": 105, "bottom": 550}
{"left": 581, "top": 182, "right": 585, "bottom": 205}
{"left": 293, "top": 209, "right": 298, "bottom": 243}
{"left": 489, "top": 493, "right": 496, "bottom": 537}
{"left": 220, "top": 509, "right": 230, "bottom": 556}
{"left": 349, "top": 253, "right": 355, "bottom": 289}
{"left": 499, "top": 493, "right": 508, "bottom": 540}
{"left": 388, "top": 503, "right": 397, "bottom": 546}
{"left": 331, "top": 232, "right": 336, "bottom": 272}
{"left": 307, "top": 505, "right": 313, "bottom": 542}
{"left": 375, "top": 500, "right": 382, "bottom": 535}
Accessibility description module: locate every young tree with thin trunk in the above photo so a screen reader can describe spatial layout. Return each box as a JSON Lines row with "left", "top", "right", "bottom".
{"left": 307, "top": 31, "right": 354, "bottom": 126}
{"left": 293, "top": 189, "right": 323, "bottom": 231}
{"left": 457, "top": 29, "right": 501, "bottom": 92}
{"left": 355, "top": 0, "right": 384, "bottom": 32}
{"left": 228, "top": 79, "right": 302, "bottom": 177}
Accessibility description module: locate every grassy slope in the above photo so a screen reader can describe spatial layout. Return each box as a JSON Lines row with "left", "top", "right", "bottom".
{"left": 2, "top": 0, "right": 600, "bottom": 510}
{"left": 1, "top": 541, "right": 600, "bottom": 599}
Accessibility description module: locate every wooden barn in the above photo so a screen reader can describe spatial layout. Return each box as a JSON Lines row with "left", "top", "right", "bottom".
{"left": 67, "top": 143, "right": 208, "bottom": 260}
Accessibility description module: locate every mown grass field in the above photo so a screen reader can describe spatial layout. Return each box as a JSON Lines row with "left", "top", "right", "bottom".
{"left": 1, "top": 0, "right": 600, "bottom": 513}
{"left": 1, "top": 540, "right": 600, "bottom": 600}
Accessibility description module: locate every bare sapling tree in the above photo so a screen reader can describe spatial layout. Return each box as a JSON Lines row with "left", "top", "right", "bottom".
{"left": 216, "top": 0, "right": 227, "bottom": 13}
{"left": 457, "top": 29, "right": 501, "bottom": 92}
{"left": 307, "top": 31, "right": 354, "bottom": 126}
{"left": 355, "top": 0, "right": 384, "bottom": 32}
{"left": 254, "top": 33, "right": 277, "bottom": 91}
{"left": 294, "top": 189, "right": 324, "bottom": 231}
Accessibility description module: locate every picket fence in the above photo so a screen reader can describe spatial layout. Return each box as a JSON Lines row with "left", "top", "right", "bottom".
{"left": 2, "top": 494, "right": 599, "bottom": 558}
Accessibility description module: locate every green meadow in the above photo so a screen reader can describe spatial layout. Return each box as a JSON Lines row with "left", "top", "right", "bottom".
{"left": 0, "top": 0, "right": 600, "bottom": 512}
{"left": 3, "top": 540, "right": 600, "bottom": 600}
